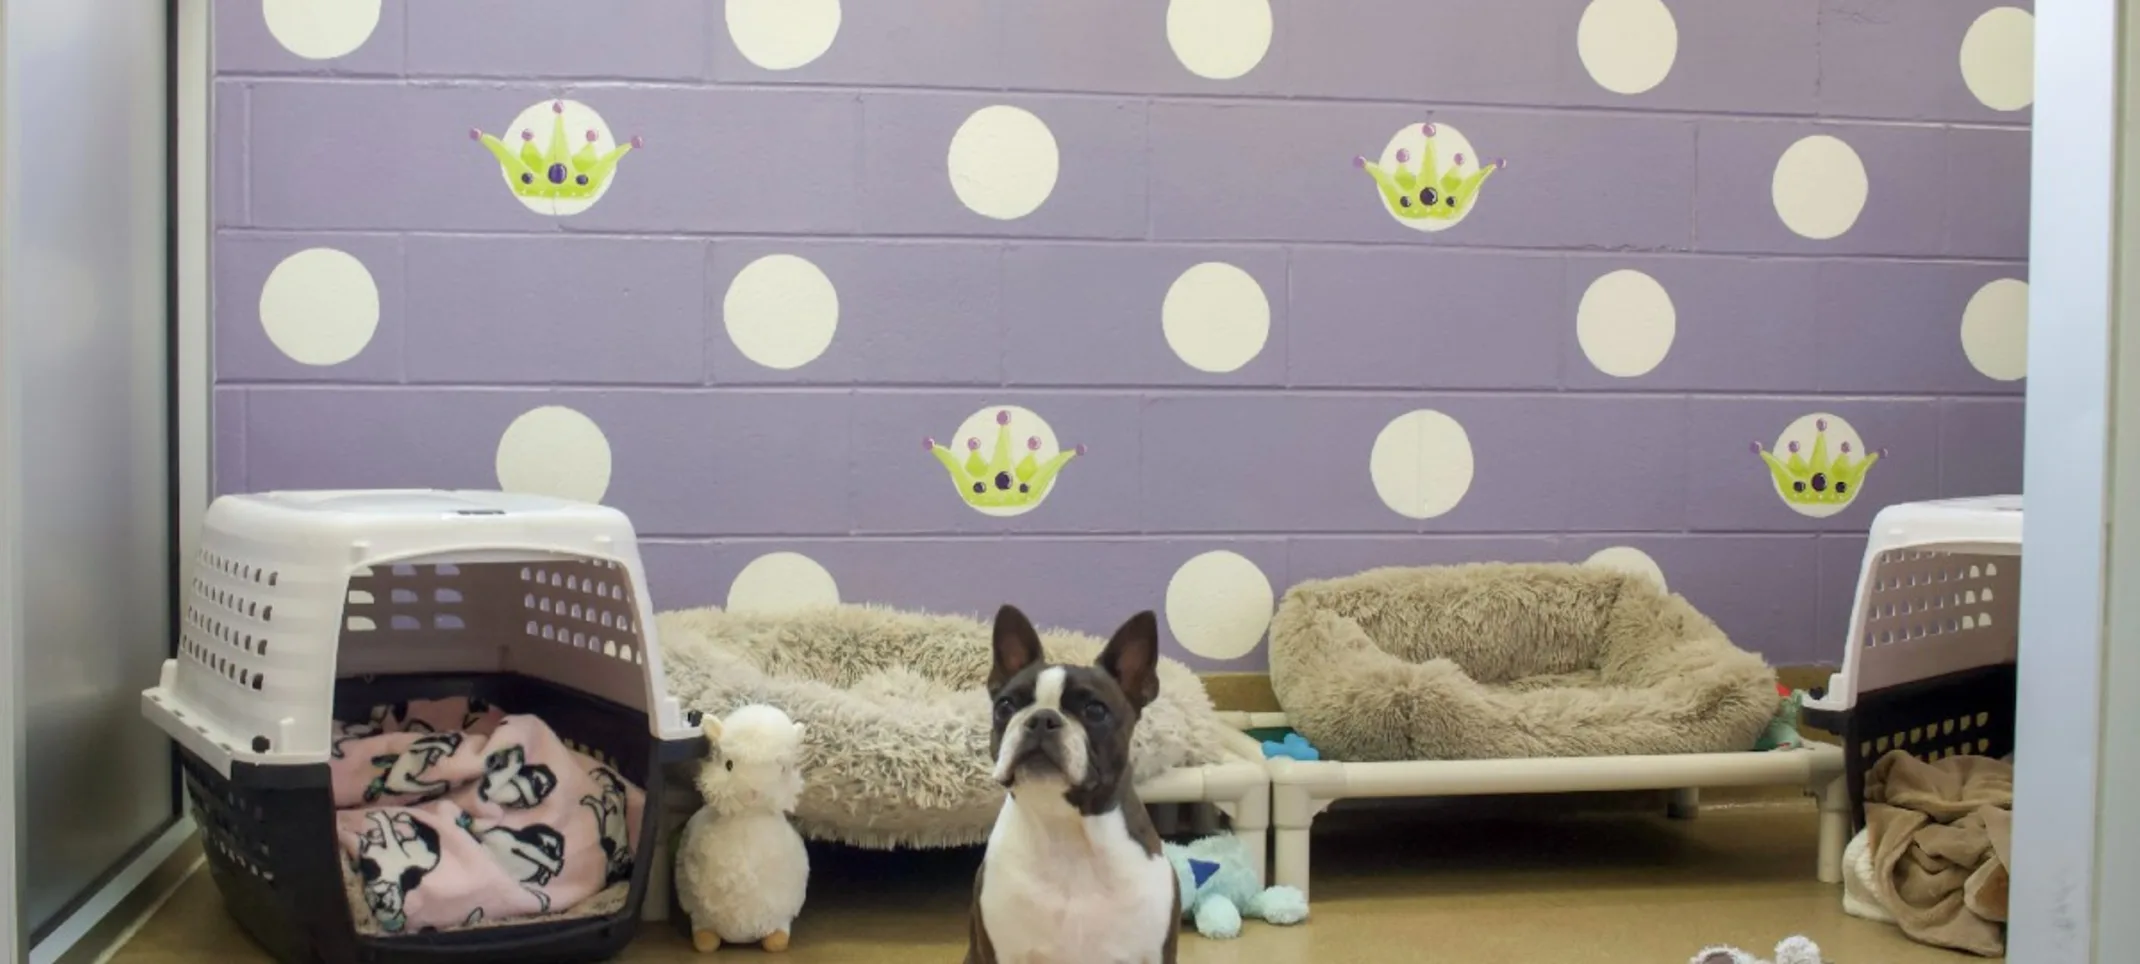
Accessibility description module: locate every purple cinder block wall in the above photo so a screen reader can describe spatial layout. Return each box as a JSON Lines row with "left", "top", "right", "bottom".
{"left": 212, "top": 0, "right": 2032, "bottom": 671}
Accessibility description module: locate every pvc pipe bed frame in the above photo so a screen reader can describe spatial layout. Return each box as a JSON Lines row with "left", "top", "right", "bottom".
{"left": 1261, "top": 739, "right": 1849, "bottom": 899}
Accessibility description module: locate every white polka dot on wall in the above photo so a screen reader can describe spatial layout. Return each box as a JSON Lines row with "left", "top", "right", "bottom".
{"left": 947, "top": 106, "right": 1060, "bottom": 221}
{"left": 725, "top": 0, "right": 841, "bottom": 71}
{"left": 1577, "top": 0, "right": 1678, "bottom": 95}
{"left": 1165, "top": 551, "right": 1275, "bottom": 661}
{"left": 1162, "top": 262, "right": 1270, "bottom": 373}
{"left": 1961, "top": 7, "right": 2035, "bottom": 112}
{"left": 1166, "top": 0, "right": 1273, "bottom": 81}
{"left": 727, "top": 552, "right": 841, "bottom": 614}
{"left": 1961, "top": 278, "right": 2029, "bottom": 381}
{"left": 1577, "top": 269, "right": 1675, "bottom": 378}
{"left": 1583, "top": 546, "right": 1668, "bottom": 591}
{"left": 495, "top": 406, "right": 614, "bottom": 505}
{"left": 1772, "top": 135, "right": 1868, "bottom": 240}
{"left": 1369, "top": 410, "right": 1476, "bottom": 520}
{"left": 724, "top": 254, "right": 839, "bottom": 370}
{"left": 261, "top": 0, "right": 382, "bottom": 60}
{"left": 258, "top": 248, "right": 380, "bottom": 366}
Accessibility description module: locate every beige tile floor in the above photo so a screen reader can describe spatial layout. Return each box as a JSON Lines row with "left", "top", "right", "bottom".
{"left": 112, "top": 795, "right": 1992, "bottom": 963}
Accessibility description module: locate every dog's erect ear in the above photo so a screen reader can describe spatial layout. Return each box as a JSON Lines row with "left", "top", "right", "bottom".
{"left": 1097, "top": 611, "right": 1162, "bottom": 709}
{"left": 990, "top": 604, "right": 1046, "bottom": 692}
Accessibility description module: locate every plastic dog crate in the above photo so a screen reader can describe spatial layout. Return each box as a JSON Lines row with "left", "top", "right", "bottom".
{"left": 1801, "top": 496, "right": 2021, "bottom": 830}
{"left": 143, "top": 490, "right": 702, "bottom": 964}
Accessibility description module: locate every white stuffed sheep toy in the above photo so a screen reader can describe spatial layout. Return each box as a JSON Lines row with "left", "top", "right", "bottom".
{"left": 676, "top": 704, "right": 809, "bottom": 953}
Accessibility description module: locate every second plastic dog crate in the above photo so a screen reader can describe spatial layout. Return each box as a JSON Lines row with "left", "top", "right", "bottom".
{"left": 1801, "top": 495, "right": 2021, "bottom": 830}
{"left": 142, "top": 490, "right": 701, "bottom": 964}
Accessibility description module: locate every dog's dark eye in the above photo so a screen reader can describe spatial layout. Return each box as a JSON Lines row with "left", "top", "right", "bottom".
{"left": 994, "top": 698, "right": 1015, "bottom": 721}
{"left": 723, "top": 759, "right": 733, "bottom": 772}
{"left": 1080, "top": 702, "right": 1109, "bottom": 725}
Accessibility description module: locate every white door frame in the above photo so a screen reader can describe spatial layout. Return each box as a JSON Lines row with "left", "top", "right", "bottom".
{"left": 2011, "top": 1, "right": 2132, "bottom": 961}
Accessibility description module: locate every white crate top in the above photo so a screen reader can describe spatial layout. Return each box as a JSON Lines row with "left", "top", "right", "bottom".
{"left": 1804, "top": 495, "right": 2022, "bottom": 716}
{"left": 1861, "top": 495, "right": 2022, "bottom": 556}
{"left": 244, "top": 488, "right": 602, "bottom": 517}
{"left": 208, "top": 489, "right": 639, "bottom": 564}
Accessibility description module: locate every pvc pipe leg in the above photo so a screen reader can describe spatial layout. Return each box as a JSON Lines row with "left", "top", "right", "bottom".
{"left": 1271, "top": 783, "right": 1319, "bottom": 900}
{"left": 1241, "top": 826, "right": 1269, "bottom": 889}
{"left": 1814, "top": 775, "right": 1849, "bottom": 884}
{"left": 1225, "top": 778, "right": 1273, "bottom": 887}
{"left": 1666, "top": 787, "right": 1701, "bottom": 820}
{"left": 1273, "top": 825, "right": 1312, "bottom": 899}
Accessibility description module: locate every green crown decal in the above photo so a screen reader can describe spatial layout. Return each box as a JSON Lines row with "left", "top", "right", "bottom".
{"left": 1355, "top": 123, "right": 1504, "bottom": 222}
{"left": 1751, "top": 420, "right": 1883, "bottom": 507}
{"left": 470, "top": 101, "right": 642, "bottom": 201}
{"left": 927, "top": 410, "right": 1084, "bottom": 511}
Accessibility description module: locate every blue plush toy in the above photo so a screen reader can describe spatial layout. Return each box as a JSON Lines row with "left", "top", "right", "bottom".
{"left": 1161, "top": 833, "right": 1309, "bottom": 939}
{"left": 1260, "top": 731, "right": 1320, "bottom": 761}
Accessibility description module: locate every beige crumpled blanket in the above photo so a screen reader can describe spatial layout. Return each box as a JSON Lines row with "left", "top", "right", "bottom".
{"left": 1863, "top": 750, "right": 2014, "bottom": 956}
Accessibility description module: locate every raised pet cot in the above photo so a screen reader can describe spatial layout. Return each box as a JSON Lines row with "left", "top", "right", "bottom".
{"left": 143, "top": 490, "right": 701, "bottom": 964}
{"left": 1263, "top": 562, "right": 1848, "bottom": 898}
{"left": 1800, "top": 496, "right": 2022, "bottom": 832}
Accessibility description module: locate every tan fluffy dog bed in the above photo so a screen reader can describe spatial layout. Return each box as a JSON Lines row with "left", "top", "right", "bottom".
{"left": 656, "top": 604, "right": 1228, "bottom": 849}
{"left": 1268, "top": 563, "right": 1779, "bottom": 762}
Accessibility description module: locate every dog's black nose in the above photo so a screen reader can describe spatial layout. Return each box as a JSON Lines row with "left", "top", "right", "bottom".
{"left": 1024, "top": 709, "right": 1063, "bottom": 732}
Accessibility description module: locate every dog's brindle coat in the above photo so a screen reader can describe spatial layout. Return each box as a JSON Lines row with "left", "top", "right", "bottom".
{"left": 965, "top": 605, "right": 1180, "bottom": 964}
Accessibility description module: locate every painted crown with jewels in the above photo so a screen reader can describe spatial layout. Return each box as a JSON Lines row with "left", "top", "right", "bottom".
{"left": 1751, "top": 419, "right": 1884, "bottom": 506}
{"left": 926, "top": 410, "right": 1084, "bottom": 510}
{"left": 1354, "top": 123, "right": 1504, "bottom": 222}
{"left": 470, "top": 101, "right": 642, "bottom": 201}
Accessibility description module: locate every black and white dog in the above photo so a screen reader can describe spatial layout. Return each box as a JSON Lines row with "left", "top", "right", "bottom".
{"left": 966, "top": 605, "right": 1179, "bottom": 964}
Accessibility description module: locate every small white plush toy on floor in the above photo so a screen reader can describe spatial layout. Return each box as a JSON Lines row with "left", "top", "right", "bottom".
{"left": 1690, "top": 935, "right": 1824, "bottom": 964}
{"left": 676, "top": 704, "right": 810, "bottom": 953}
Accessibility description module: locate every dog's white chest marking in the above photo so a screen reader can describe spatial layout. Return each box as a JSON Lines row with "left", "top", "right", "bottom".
{"left": 980, "top": 787, "right": 1175, "bottom": 964}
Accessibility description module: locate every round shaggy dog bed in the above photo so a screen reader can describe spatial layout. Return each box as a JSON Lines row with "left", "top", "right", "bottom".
{"left": 1268, "top": 563, "right": 1780, "bottom": 763}
{"left": 656, "top": 604, "right": 1228, "bottom": 849}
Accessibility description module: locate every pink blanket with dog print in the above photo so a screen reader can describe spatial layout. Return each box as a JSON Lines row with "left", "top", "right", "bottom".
{"left": 330, "top": 697, "right": 645, "bottom": 934}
